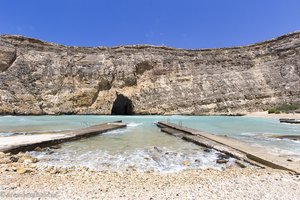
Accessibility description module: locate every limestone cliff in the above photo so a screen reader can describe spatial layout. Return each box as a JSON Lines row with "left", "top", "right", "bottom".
{"left": 0, "top": 31, "right": 299, "bottom": 115}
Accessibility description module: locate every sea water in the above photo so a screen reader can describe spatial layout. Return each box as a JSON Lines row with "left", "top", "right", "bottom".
{"left": 0, "top": 115, "right": 299, "bottom": 172}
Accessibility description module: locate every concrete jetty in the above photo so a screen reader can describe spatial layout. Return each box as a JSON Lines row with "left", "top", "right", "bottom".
{"left": 156, "top": 121, "right": 300, "bottom": 174}
{"left": 279, "top": 118, "right": 300, "bottom": 124}
{"left": 271, "top": 135, "right": 300, "bottom": 141}
{"left": 0, "top": 121, "right": 126, "bottom": 153}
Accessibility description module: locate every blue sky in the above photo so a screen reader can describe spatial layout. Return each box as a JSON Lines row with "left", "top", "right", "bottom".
{"left": 1, "top": 0, "right": 300, "bottom": 49}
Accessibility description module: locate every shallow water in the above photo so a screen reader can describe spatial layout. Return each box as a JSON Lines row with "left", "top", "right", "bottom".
{"left": 0, "top": 115, "right": 299, "bottom": 172}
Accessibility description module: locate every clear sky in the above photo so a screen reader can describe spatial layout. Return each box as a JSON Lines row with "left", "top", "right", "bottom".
{"left": 1, "top": 0, "right": 300, "bottom": 49}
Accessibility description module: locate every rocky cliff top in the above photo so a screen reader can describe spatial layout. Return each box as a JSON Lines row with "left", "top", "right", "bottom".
{"left": 1, "top": 30, "right": 300, "bottom": 50}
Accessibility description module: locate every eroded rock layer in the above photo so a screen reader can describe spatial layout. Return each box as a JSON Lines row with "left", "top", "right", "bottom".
{"left": 0, "top": 32, "right": 299, "bottom": 115}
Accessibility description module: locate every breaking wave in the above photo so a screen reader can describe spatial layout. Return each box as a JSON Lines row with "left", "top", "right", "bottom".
{"left": 32, "top": 146, "right": 240, "bottom": 173}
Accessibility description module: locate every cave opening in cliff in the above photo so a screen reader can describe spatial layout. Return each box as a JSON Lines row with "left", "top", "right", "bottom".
{"left": 111, "top": 93, "right": 134, "bottom": 115}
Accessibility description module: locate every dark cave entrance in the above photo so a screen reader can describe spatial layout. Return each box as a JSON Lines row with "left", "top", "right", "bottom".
{"left": 111, "top": 93, "right": 134, "bottom": 115}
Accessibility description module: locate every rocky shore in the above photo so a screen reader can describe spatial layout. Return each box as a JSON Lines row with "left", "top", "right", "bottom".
{"left": 0, "top": 151, "right": 299, "bottom": 199}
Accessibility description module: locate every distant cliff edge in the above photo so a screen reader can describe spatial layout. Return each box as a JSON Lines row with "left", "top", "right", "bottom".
{"left": 0, "top": 31, "right": 299, "bottom": 115}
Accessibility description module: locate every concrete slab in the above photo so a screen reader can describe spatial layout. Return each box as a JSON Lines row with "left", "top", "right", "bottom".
{"left": 157, "top": 121, "right": 300, "bottom": 174}
{"left": 0, "top": 121, "right": 126, "bottom": 153}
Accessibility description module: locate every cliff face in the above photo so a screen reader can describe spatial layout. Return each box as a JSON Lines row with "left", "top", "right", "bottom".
{"left": 0, "top": 32, "right": 299, "bottom": 115}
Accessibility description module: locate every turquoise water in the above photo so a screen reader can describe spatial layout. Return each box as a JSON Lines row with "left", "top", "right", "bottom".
{"left": 170, "top": 115, "right": 300, "bottom": 152}
{"left": 0, "top": 115, "right": 299, "bottom": 172}
{"left": 0, "top": 115, "right": 299, "bottom": 135}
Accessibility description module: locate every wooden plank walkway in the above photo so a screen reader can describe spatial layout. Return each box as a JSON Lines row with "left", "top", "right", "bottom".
{"left": 157, "top": 121, "right": 300, "bottom": 174}
{"left": 0, "top": 121, "right": 126, "bottom": 153}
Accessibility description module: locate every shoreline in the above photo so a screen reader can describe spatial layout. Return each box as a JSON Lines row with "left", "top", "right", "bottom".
{"left": 0, "top": 112, "right": 299, "bottom": 118}
{"left": 0, "top": 114, "right": 299, "bottom": 199}
{"left": 245, "top": 111, "right": 300, "bottom": 119}
{"left": 0, "top": 163, "right": 299, "bottom": 199}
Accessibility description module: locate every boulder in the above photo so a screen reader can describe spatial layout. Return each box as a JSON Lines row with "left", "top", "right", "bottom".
{"left": 235, "top": 160, "right": 247, "bottom": 168}
{"left": 18, "top": 156, "right": 38, "bottom": 164}
{"left": 50, "top": 169, "right": 58, "bottom": 174}
{"left": 0, "top": 152, "right": 6, "bottom": 158}
{"left": 16, "top": 167, "right": 34, "bottom": 174}
{"left": 0, "top": 157, "right": 12, "bottom": 164}
{"left": 9, "top": 155, "right": 19, "bottom": 162}
{"left": 216, "top": 159, "right": 228, "bottom": 164}
{"left": 182, "top": 160, "right": 191, "bottom": 166}
{"left": 34, "top": 147, "right": 43, "bottom": 151}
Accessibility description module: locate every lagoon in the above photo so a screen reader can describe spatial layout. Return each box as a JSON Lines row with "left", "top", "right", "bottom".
{"left": 0, "top": 115, "right": 299, "bottom": 172}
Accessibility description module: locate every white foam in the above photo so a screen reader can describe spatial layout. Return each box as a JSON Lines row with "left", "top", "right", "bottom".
{"left": 0, "top": 132, "right": 16, "bottom": 136}
{"left": 103, "top": 128, "right": 128, "bottom": 135}
{"left": 240, "top": 132, "right": 257, "bottom": 136}
{"left": 126, "top": 122, "right": 143, "bottom": 127}
{"left": 102, "top": 122, "right": 141, "bottom": 135}
{"left": 0, "top": 115, "right": 13, "bottom": 118}
{"left": 32, "top": 146, "right": 237, "bottom": 173}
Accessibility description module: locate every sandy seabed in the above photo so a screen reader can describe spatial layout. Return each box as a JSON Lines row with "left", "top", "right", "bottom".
{"left": 0, "top": 166, "right": 299, "bottom": 200}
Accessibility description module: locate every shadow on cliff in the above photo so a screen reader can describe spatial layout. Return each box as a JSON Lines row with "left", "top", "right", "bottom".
{"left": 111, "top": 93, "right": 134, "bottom": 115}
